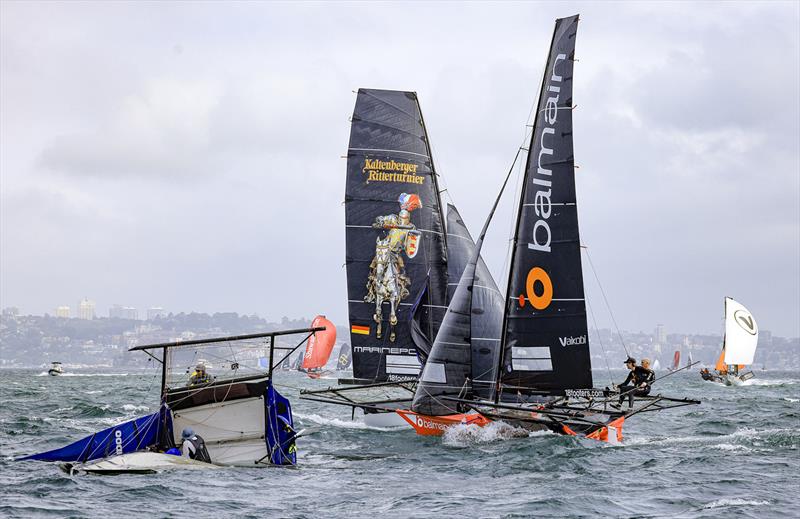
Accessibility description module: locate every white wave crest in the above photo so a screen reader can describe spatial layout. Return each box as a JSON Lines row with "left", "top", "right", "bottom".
{"left": 37, "top": 372, "right": 130, "bottom": 377}
{"left": 294, "top": 412, "right": 405, "bottom": 431}
{"left": 624, "top": 426, "right": 794, "bottom": 448}
{"left": 703, "top": 498, "right": 769, "bottom": 509}
{"left": 442, "top": 420, "right": 539, "bottom": 447}
{"left": 710, "top": 443, "right": 752, "bottom": 452}
{"left": 741, "top": 378, "right": 797, "bottom": 386}
{"left": 122, "top": 404, "right": 150, "bottom": 413}
{"left": 783, "top": 397, "right": 799, "bottom": 403}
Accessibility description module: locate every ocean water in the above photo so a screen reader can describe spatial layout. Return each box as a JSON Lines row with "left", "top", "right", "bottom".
{"left": 1, "top": 368, "right": 798, "bottom": 518}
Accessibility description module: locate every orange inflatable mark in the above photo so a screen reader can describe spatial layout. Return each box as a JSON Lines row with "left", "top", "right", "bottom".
{"left": 302, "top": 315, "right": 337, "bottom": 370}
{"left": 395, "top": 410, "right": 491, "bottom": 436}
{"left": 586, "top": 417, "right": 625, "bottom": 443}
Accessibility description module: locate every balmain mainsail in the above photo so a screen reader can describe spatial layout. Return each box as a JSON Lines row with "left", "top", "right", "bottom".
{"left": 397, "top": 14, "right": 700, "bottom": 441}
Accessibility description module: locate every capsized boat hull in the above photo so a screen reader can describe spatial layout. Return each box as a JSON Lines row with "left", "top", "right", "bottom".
{"left": 61, "top": 451, "right": 220, "bottom": 475}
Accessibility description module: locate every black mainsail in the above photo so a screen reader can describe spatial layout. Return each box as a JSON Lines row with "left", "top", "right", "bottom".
{"left": 345, "top": 89, "right": 448, "bottom": 383}
{"left": 444, "top": 205, "right": 504, "bottom": 399}
{"left": 412, "top": 172, "right": 514, "bottom": 415}
{"left": 499, "top": 14, "right": 592, "bottom": 396}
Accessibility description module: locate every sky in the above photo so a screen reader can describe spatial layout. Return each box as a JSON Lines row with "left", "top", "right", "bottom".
{"left": 1, "top": 1, "right": 798, "bottom": 337}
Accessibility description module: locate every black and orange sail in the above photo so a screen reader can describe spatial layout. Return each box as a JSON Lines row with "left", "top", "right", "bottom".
{"left": 499, "top": 14, "right": 592, "bottom": 395}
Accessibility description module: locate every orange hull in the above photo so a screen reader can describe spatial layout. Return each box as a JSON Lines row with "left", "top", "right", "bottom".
{"left": 396, "top": 409, "right": 625, "bottom": 443}
{"left": 395, "top": 410, "right": 491, "bottom": 436}
{"left": 585, "top": 416, "right": 625, "bottom": 443}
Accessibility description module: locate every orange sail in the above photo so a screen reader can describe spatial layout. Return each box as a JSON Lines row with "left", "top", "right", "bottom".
{"left": 302, "top": 315, "right": 337, "bottom": 370}
{"left": 715, "top": 349, "right": 727, "bottom": 373}
{"left": 671, "top": 351, "right": 681, "bottom": 370}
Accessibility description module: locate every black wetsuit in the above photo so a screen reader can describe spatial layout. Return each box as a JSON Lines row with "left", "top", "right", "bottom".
{"left": 182, "top": 434, "right": 212, "bottom": 463}
{"left": 618, "top": 366, "right": 654, "bottom": 407}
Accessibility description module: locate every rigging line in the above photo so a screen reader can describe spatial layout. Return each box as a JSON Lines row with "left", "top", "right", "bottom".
{"left": 586, "top": 296, "right": 614, "bottom": 387}
{"left": 584, "top": 247, "right": 630, "bottom": 356}
{"left": 500, "top": 128, "right": 534, "bottom": 293}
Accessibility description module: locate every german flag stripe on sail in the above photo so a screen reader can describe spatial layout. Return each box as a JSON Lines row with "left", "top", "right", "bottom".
{"left": 351, "top": 324, "right": 370, "bottom": 335}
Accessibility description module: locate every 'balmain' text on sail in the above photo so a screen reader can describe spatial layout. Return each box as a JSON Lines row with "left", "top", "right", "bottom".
{"left": 528, "top": 53, "right": 567, "bottom": 253}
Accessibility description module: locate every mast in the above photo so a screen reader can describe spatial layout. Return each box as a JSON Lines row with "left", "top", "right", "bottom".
{"left": 417, "top": 95, "right": 449, "bottom": 263}
{"left": 497, "top": 15, "right": 591, "bottom": 399}
{"left": 496, "top": 21, "right": 563, "bottom": 403}
{"left": 412, "top": 156, "right": 517, "bottom": 415}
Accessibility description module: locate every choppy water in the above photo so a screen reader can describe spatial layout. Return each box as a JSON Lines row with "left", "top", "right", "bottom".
{"left": 1, "top": 368, "right": 798, "bottom": 518}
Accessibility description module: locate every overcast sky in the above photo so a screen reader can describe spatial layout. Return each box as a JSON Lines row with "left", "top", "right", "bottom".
{"left": 1, "top": 1, "right": 798, "bottom": 337}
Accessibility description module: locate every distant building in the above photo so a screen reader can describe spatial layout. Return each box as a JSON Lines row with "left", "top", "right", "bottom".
{"left": 78, "top": 298, "right": 96, "bottom": 320}
{"left": 2, "top": 307, "right": 20, "bottom": 317}
{"left": 56, "top": 306, "right": 71, "bottom": 318}
{"left": 655, "top": 324, "right": 667, "bottom": 345}
{"left": 109, "top": 304, "right": 138, "bottom": 320}
{"left": 147, "top": 307, "right": 166, "bottom": 320}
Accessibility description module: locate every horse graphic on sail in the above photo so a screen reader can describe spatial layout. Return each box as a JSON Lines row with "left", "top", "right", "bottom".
{"left": 365, "top": 193, "right": 421, "bottom": 341}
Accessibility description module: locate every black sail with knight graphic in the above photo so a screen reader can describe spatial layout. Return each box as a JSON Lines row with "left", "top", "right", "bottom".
{"left": 345, "top": 89, "right": 448, "bottom": 383}
{"left": 500, "top": 15, "right": 593, "bottom": 395}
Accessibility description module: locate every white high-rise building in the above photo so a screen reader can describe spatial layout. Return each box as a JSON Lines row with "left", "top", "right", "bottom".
{"left": 78, "top": 298, "right": 96, "bottom": 320}
{"left": 655, "top": 324, "right": 667, "bottom": 345}
{"left": 147, "top": 307, "right": 166, "bottom": 320}
{"left": 56, "top": 306, "right": 71, "bottom": 318}
{"left": 110, "top": 305, "right": 138, "bottom": 320}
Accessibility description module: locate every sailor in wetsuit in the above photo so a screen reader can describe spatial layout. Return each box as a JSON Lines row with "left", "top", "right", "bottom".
{"left": 615, "top": 357, "right": 655, "bottom": 408}
{"left": 180, "top": 427, "right": 212, "bottom": 463}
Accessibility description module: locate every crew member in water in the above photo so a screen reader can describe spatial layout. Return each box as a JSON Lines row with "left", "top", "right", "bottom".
{"left": 180, "top": 427, "right": 212, "bottom": 463}
{"left": 189, "top": 362, "right": 213, "bottom": 386}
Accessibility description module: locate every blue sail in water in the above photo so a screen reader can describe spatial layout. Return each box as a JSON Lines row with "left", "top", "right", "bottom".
{"left": 19, "top": 405, "right": 172, "bottom": 462}
{"left": 265, "top": 380, "right": 297, "bottom": 465}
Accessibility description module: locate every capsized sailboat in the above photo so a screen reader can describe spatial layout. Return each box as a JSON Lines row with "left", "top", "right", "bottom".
{"left": 20, "top": 327, "right": 325, "bottom": 472}
{"left": 401, "top": 14, "right": 699, "bottom": 442}
{"left": 702, "top": 297, "right": 758, "bottom": 385}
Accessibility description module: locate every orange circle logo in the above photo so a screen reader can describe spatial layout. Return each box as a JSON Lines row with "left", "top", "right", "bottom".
{"left": 521, "top": 267, "right": 553, "bottom": 310}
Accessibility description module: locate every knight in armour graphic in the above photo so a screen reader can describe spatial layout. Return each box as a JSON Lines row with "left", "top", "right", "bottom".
{"left": 365, "top": 193, "right": 422, "bottom": 341}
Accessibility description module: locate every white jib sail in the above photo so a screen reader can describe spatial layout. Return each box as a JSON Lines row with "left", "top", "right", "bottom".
{"left": 723, "top": 297, "right": 758, "bottom": 366}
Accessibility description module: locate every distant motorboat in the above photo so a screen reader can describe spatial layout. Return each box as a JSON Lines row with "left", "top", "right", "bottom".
{"left": 48, "top": 362, "right": 64, "bottom": 376}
